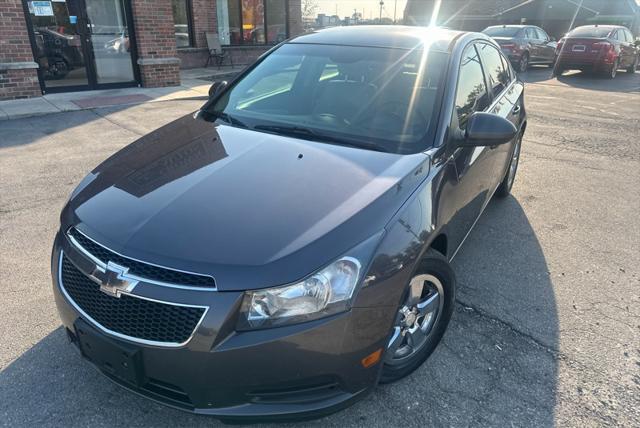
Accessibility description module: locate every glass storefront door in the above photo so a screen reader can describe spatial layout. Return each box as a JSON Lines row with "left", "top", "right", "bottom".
{"left": 24, "top": 0, "right": 138, "bottom": 92}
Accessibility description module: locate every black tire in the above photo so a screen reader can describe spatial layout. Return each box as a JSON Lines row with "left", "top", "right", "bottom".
{"left": 518, "top": 53, "right": 529, "bottom": 73}
{"left": 495, "top": 131, "right": 523, "bottom": 198}
{"left": 380, "top": 249, "right": 456, "bottom": 384}
{"left": 627, "top": 56, "right": 638, "bottom": 73}
{"left": 605, "top": 58, "right": 618, "bottom": 79}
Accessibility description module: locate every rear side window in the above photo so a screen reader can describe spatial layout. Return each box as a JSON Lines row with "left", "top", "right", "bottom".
{"left": 476, "top": 43, "right": 511, "bottom": 98}
{"left": 454, "top": 45, "right": 489, "bottom": 125}
{"left": 483, "top": 26, "right": 522, "bottom": 37}
{"left": 535, "top": 28, "right": 549, "bottom": 41}
{"left": 569, "top": 27, "right": 613, "bottom": 38}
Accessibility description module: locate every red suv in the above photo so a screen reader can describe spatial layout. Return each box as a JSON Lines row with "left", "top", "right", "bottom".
{"left": 554, "top": 25, "right": 639, "bottom": 78}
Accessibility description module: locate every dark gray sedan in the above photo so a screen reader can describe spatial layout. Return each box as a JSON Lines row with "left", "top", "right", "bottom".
{"left": 483, "top": 24, "right": 557, "bottom": 72}
{"left": 51, "top": 26, "right": 526, "bottom": 422}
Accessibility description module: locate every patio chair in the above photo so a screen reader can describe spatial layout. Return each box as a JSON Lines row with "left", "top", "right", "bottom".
{"left": 205, "top": 32, "right": 233, "bottom": 69}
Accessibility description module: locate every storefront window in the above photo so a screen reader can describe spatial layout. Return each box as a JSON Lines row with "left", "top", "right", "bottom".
{"left": 172, "top": 0, "right": 193, "bottom": 48}
{"left": 216, "top": 0, "right": 288, "bottom": 46}
{"left": 266, "top": 0, "right": 287, "bottom": 43}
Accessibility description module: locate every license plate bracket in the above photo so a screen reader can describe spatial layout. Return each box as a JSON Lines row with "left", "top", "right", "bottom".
{"left": 75, "top": 319, "right": 146, "bottom": 387}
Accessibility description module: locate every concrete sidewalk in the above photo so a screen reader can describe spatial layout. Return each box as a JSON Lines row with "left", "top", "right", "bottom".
{"left": 0, "top": 66, "right": 242, "bottom": 121}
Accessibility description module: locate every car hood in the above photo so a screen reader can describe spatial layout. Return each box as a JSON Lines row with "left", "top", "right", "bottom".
{"left": 63, "top": 114, "right": 431, "bottom": 290}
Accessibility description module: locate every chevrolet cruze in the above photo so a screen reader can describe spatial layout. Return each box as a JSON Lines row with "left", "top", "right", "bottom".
{"left": 51, "top": 26, "right": 526, "bottom": 421}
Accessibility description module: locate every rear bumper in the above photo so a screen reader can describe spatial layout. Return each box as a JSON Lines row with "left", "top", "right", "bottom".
{"left": 51, "top": 232, "right": 394, "bottom": 421}
{"left": 555, "top": 53, "right": 614, "bottom": 71}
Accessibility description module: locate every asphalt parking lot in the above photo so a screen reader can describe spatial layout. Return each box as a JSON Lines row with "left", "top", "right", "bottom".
{"left": 1, "top": 68, "right": 639, "bottom": 427}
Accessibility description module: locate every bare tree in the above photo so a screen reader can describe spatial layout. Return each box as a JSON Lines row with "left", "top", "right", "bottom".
{"left": 302, "top": 0, "right": 319, "bottom": 18}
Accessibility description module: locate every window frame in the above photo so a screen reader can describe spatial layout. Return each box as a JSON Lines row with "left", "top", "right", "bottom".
{"left": 224, "top": 0, "right": 290, "bottom": 47}
{"left": 172, "top": 0, "right": 195, "bottom": 49}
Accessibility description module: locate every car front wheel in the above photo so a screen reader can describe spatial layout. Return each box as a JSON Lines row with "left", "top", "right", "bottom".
{"left": 380, "top": 249, "right": 455, "bottom": 383}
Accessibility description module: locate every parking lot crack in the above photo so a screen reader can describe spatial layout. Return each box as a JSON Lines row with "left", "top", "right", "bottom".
{"left": 455, "top": 299, "right": 561, "bottom": 355}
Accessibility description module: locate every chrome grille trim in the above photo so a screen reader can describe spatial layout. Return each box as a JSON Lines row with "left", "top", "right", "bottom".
{"left": 66, "top": 227, "right": 217, "bottom": 291}
{"left": 58, "top": 251, "right": 209, "bottom": 348}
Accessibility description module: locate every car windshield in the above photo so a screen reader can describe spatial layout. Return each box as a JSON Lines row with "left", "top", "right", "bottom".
{"left": 483, "top": 27, "right": 522, "bottom": 37}
{"left": 207, "top": 43, "right": 448, "bottom": 154}
{"left": 568, "top": 27, "right": 613, "bottom": 38}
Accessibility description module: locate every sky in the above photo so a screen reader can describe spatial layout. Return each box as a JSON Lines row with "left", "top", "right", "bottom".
{"left": 315, "top": 0, "right": 409, "bottom": 20}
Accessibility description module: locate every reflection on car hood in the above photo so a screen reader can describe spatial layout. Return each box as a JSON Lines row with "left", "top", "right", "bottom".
{"left": 63, "top": 114, "right": 430, "bottom": 290}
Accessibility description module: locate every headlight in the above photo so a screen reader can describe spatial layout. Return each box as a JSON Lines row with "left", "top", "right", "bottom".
{"left": 237, "top": 233, "right": 383, "bottom": 330}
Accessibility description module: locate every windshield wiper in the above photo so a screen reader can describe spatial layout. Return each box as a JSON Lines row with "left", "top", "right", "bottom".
{"left": 253, "top": 125, "right": 390, "bottom": 153}
{"left": 215, "top": 112, "right": 249, "bottom": 129}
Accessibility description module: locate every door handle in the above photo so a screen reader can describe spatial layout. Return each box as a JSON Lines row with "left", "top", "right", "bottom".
{"left": 512, "top": 104, "right": 521, "bottom": 114}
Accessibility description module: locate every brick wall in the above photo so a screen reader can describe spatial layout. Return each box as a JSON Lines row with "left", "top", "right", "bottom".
{"left": 288, "top": 0, "right": 303, "bottom": 37}
{"left": 191, "top": 0, "right": 217, "bottom": 48}
{"left": 0, "top": 0, "right": 41, "bottom": 100}
{"left": 132, "top": 0, "right": 181, "bottom": 87}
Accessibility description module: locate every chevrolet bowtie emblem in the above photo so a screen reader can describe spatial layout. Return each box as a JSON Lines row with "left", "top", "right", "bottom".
{"left": 90, "top": 261, "right": 138, "bottom": 298}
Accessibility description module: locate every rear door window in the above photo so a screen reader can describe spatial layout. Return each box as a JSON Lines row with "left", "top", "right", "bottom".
{"left": 454, "top": 45, "right": 489, "bottom": 125}
{"left": 535, "top": 28, "right": 549, "bottom": 41}
{"left": 525, "top": 28, "right": 537, "bottom": 39}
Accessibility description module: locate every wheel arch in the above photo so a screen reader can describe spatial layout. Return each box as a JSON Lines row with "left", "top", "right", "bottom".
{"left": 428, "top": 233, "right": 448, "bottom": 259}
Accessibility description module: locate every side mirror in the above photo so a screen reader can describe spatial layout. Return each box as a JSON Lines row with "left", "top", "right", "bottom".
{"left": 459, "top": 112, "right": 518, "bottom": 147}
{"left": 208, "top": 80, "right": 228, "bottom": 98}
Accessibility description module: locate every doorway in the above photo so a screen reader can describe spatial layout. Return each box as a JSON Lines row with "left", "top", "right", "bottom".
{"left": 23, "top": 0, "right": 140, "bottom": 93}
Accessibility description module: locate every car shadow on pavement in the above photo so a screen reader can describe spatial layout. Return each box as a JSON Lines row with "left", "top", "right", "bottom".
{"left": 0, "top": 99, "right": 205, "bottom": 150}
{"left": 0, "top": 195, "right": 558, "bottom": 427}
{"left": 555, "top": 70, "right": 640, "bottom": 92}
{"left": 518, "top": 65, "right": 556, "bottom": 84}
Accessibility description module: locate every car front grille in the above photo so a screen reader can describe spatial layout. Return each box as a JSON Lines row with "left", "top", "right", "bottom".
{"left": 60, "top": 255, "right": 206, "bottom": 345}
{"left": 67, "top": 227, "right": 216, "bottom": 288}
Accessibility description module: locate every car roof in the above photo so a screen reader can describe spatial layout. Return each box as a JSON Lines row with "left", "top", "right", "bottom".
{"left": 289, "top": 25, "right": 465, "bottom": 52}
{"left": 572, "top": 24, "right": 625, "bottom": 30}
{"left": 485, "top": 24, "right": 529, "bottom": 29}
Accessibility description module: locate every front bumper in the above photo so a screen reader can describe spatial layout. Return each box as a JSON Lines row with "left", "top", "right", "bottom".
{"left": 51, "top": 232, "right": 394, "bottom": 421}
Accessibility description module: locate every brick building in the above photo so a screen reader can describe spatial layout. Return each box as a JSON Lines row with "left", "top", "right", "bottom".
{"left": 0, "top": 0, "right": 302, "bottom": 100}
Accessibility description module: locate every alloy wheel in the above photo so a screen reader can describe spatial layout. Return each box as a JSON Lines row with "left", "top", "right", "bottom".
{"left": 385, "top": 274, "right": 444, "bottom": 365}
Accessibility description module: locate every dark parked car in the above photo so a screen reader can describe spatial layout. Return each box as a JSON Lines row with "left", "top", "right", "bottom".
{"left": 554, "top": 25, "right": 639, "bottom": 78}
{"left": 51, "top": 26, "right": 526, "bottom": 421}
{"left": 483, "top": 24, "right": 556, "bottom": 72}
